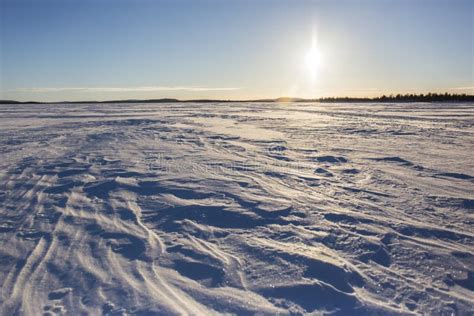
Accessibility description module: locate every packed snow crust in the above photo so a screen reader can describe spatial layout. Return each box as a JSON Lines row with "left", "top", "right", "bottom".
{"left": 0, "top": 102, "right": 473, "bottom": 315}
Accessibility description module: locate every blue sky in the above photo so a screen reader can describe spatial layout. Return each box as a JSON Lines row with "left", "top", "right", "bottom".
{"left": 1, "top": 0, "right": 472, "bottom": 101}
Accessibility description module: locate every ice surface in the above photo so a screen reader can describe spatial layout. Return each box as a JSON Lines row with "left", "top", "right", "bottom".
{"left": 0, "top": 102, "right": 473, "bottom": 314}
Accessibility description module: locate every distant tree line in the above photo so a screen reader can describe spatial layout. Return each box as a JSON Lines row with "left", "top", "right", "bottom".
{"left": 318, "top": 93, "right": 474, "bottom": 103}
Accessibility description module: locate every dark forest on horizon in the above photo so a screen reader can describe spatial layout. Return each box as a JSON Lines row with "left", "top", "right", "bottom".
{"left": 316, "top": 92, "right": 473, "bottom": 103}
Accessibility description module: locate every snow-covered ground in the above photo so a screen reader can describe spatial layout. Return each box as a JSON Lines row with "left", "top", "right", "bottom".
{"left": 0, "top": 102, "right": 473, "bottom": 315}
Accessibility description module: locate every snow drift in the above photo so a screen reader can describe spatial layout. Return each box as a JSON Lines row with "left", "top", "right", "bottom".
{"left": 0, "top": 102, "right": 473, "bottom": 314}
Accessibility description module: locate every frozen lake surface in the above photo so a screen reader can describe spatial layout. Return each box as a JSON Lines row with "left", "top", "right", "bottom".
{"left": 0, "top": 102, "right": 473, "bottom": 315}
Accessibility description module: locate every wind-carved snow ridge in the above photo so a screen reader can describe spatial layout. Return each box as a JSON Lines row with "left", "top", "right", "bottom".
{"left": 0, "top": 102, "right": 473, "bottom": 315}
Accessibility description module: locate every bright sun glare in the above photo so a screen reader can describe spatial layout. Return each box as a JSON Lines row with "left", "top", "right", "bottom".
{"left": 304, "top": 33, "right": 322, "bottom": 84}
{"left": 305, "top": 39, "right": 321, "bottom": 79}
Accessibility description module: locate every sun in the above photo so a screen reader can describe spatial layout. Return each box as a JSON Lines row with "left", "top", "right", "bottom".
{"left": 305, "top": 41, "right": 321, "bottom": 79}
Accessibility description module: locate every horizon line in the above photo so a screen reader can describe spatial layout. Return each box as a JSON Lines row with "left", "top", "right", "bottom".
{"left": 1, "top": 92, "right": 473, "bottom": 104}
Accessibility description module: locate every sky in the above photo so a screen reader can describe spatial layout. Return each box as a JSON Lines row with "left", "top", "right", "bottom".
{"left": 0, "top": 0, "right": 472, "bottom": 102}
